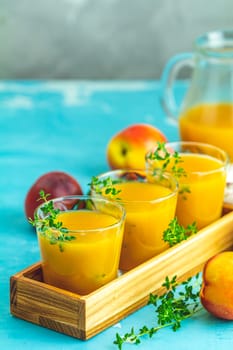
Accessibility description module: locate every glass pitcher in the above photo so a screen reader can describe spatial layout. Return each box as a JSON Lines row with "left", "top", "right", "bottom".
{"left": 161, "top": 29, "right": 233, "bottom": 202}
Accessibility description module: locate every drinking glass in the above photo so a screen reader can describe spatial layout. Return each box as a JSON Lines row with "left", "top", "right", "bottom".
{"left": 146, "top": 141, "right": 228, "bottom": 229}
{"left": 91, "top": 169, "right": 178, "bottom": 271}
{"left": 35, "top": 195, "right": 126, "bottom": 295}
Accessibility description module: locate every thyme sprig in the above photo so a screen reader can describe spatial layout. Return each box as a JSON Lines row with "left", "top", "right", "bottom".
{"left": 29, "top": 190, "right": 75, "bottom": 252}
{"left": 114, "top": 274, "right": 202, "bottom": 349}
{"left": 90, "top": 176, "right": 122, "bottom": 199}
{"left": 163, "top": 217, "right": 198, "bottom": 247}
{"left": 146, "top": 142, "right": 190, "bottom": 198}
{"left": 146, "top": 141, "right": 187, "bottom": 179}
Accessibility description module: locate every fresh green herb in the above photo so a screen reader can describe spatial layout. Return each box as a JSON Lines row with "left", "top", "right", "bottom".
{"left": 90, "top": 176, "right": 122, "bottom": 199}
{"left": 146, "top": 142, "right": 186, "bottom": 177}
{"left": 163, "top": 217, "right": 198, "bottom": 247}
{"left": 29, "top": 190, "right": 75, "bottom": 252}
{"left": 114, "top": 274, "right": 202, "bottom": 349}
{"left": 179, "top": 184, "right": 191, "bottom": 200}
{"left": 146, "top": 142, "right": 190, "bottom": 197}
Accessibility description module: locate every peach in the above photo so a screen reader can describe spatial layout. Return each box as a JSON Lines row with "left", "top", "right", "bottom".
{"left": 107, "top": 123, "right": 167, "bottom": 169}
{"left": 200, "top": 251, "right": 233, "bottom": 320}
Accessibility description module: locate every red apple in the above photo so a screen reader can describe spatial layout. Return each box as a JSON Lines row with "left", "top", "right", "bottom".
{"left": 200, "top": 251, "right": 233, "bottom": 320}
{"left": 106, "top": 123, "right": 167, "bottom": 169}
{"left": 25, "top": 171, "right": 83, "bottom": 220}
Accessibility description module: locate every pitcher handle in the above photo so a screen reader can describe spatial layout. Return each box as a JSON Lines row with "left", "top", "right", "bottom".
{"left": 160, "top": 53, "right": 194, "bottom": 122}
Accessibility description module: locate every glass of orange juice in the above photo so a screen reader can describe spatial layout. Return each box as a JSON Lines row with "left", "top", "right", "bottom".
{"left": 91, "top": 169, "right": 178, "bottom": 271}
{"left": 146, "top": 141, "right": 228, "bottom": 230}
{"left": 35, "top": 195, "right": 126, "bottom": 295}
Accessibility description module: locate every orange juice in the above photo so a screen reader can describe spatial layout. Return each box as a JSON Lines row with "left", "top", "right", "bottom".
{"left": 116, "top": 182, "right": 177, "bottom": 271}
{"left": 37, "top": 205, "right": 125, "bottom": 295}
{"left": 179, "top": 103, "right": 233, "bottom": 161}
{"left": 173, "top": 153, "right": 226, "bottom": 229}
{"left": 146, "top": 142, "right": 227, "bottom": 230}
{"left": 96, "top": 176, "right": 178, "bottom": 271}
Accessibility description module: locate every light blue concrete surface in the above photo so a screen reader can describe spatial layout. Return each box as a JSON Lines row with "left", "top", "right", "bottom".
{"left": 1, "top": 80, "right": 233, "bottom": 350}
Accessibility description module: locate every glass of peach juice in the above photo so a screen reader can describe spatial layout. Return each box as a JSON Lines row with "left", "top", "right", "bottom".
{"left": 91, "top": 169, "right": 178, "bottom": 271}
{"left": 35, "top": 195, "right": 126, "bottom": 295}
{"left": 146, "top": 141, "right": 228, "bottom": 230}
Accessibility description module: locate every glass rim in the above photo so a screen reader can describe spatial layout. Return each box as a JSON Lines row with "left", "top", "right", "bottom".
{"left": 35, "top": 194, "right": 126, "bottom": 234}
{"left": 195, "top": 29, "right": 233, "bottom": 59}
{"left": 152, "top": 141, "right": 229, "bottom": 176}
{"left": 92, "top": 169, "right": 179, "bottom": 204}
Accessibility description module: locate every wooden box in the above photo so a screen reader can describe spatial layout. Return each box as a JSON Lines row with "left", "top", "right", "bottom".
{"left": 10, "top": 204, "right": 233, "bottom": 340}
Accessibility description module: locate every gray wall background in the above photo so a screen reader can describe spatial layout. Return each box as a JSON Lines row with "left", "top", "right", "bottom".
{"left": 0, "top": 0, "right": 233, "bottom": 79}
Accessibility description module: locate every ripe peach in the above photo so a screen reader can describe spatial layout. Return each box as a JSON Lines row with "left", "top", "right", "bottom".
{"left": 200, "top": 251, "right": 233, "bottom": 320}
{"left": 106, "top": 123, "right": 167, "bottom": 170}
{"left": 24, "top": 171, "right": 83, "bottom": 220}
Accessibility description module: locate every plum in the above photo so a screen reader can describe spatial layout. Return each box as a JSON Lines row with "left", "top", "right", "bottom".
{"left": 24, "top": 171, "right": 83, "bottom": 220}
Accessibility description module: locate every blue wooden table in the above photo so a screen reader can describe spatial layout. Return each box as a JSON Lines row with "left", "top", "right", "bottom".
{"left": 1, "top": 80, "right": 233, "bottom": 350}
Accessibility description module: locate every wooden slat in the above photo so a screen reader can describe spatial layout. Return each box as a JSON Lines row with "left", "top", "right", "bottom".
{"left": 10, "top": 267, "right": 87, "bottom": 339}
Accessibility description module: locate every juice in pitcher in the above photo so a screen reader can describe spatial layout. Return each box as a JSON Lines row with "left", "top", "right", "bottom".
{"left": 35, "top": 196, "right": 125, "bottom": 295}
{"left": 179, "top": 103, "right": 233, "bottom": 162}
{"left": 91, "top": 170, "right": 178, "bottom": 271}
{"left": 160, "top": 29, "right": 233, "bottom": 170}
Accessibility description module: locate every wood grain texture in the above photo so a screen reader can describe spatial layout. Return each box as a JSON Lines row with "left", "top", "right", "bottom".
{"left": 10, "top": 208, "right": 233, "bottom": 340}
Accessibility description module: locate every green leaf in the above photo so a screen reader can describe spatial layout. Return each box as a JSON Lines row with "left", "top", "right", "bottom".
{"left": 29, "top": 191, "right": 76, "bottom": 252}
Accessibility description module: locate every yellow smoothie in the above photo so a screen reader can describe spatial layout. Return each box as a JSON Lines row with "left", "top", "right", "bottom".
{"left": 179, "top": 103, "right": 233, "bottom": 161}
{"left": 109, "top": 181, "right": 177, "bottom": 271}
{"left": 38, "top": 210, "right": 124, "bottom": 295}
{"left": 173, "top": 153, "right": 226, "bottom": 228}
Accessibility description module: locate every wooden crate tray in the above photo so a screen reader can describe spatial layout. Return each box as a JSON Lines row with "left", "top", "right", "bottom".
{"left": 10, "top": 203, "right": 233, "bottom": 340}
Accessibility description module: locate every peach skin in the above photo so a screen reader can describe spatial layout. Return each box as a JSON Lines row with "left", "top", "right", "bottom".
{"left": 106, "top": 123, "right": 167, "bottom": 170}
{"left": 200, "top": 251, "right": 233, "bottom": 320}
